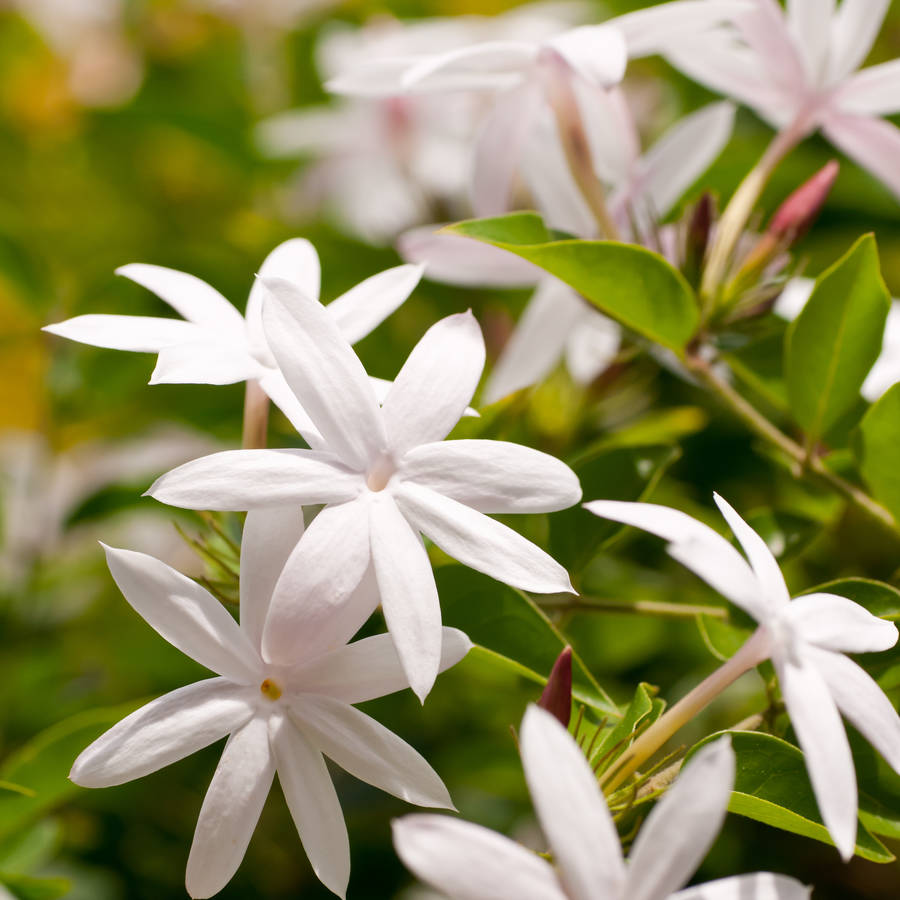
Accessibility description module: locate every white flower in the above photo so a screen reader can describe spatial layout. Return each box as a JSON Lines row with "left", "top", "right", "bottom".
{"left": 586, "top": 492, "right": 900, "bottom": 859}
{"left": 664, "top": 0, "right": 900, "bottom": 197}
{"left": 394, "top": 705, "right": 810, "bottom": 900}
{"left": 146, "top": 280, "right": 581, "bottom": 700}
{"left": 43, "top": 239, "right": 422, "bottom": 446}
{"left": 71, "top": 507, "right": 471, "bottom": 899}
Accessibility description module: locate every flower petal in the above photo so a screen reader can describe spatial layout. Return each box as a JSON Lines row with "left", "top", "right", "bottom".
{"left": 821, "top": 113, "right": 900, "bottom": 200}
{"left": 290, "top": 694, "right": 453, "bottom": 808}
{"left": 257, "top": 369, "right": 327, "bottom": 450}
{"left": 149, "top": 340, "right": 263, "bottom": 386}
{"left": 185, "top": 716, "right": 274, "bottom": 900}
{"left": 382, "top": 312, "right": 485, "bottom": 456}
{"left": 401, "top": 439, "right": 581, "bottom": 514}
{"left": 671, "top": 872, "right": 812, "bottom": 900}
{"left": 544, "top": 25, "right": 627, "bottom": 88}
{"left": 270, "top": 714, "right": 350, "bottom": 899}
{"left": 42, "top": 314, "right": 201, "bottom": 352}
{"left": 102, "top": 544, "right": 260, "bottom": 683}
{"left": 260, "top": 277, "right": 386, "bottom": 469}
{"left": 564, "top": 312, "right": 622, "bottom": 385}
{"left": 829, "top": 0, "right": 891, "bottom": 81}
{"left": 398, "top": 482, "right": 573, "bottom": 594}
{"left": 392, "top": 814, "right": 567, "bottom": 900}
{"left": 736, "top": 0, "right": 807, "bottom": 93}
{"left": 625, "top": 738, "right": 734, "bottom": 900}
{"left": 147, "top": 449, "right": 362, "bottom": 510}
{"left": 520, "top": 705, "right": 625, "bottom": 900}
{"left": 401, "top": 42, "right": 538, "bottom": 93}
{"left": 835, "top": 59, "right": 900, "bottom": 116}
{"left": 782, "top": 593, "right": 898, "bottom": 654}
{"left": 70, "top": 678, "right": 254, "bottom": 787}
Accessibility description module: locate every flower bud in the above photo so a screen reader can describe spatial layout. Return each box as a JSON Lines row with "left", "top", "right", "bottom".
{"left": 538, "top": 646, "right": 573, "bottom": 727}
{"left": 767, "top": 160, "right": 839, "bottom": 244}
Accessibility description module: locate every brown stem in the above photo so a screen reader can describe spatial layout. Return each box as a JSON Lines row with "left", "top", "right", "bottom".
{"left": 242, "top": 380, "right": 270, "bottom": 450}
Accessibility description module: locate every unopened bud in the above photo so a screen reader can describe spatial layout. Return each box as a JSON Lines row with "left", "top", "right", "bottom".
{"left": 768, "top": 160, "right": 839, "bottom": 244}
{"left": 538, "top": 646, "right": 573, "bottom": 727}
{"left": 683, "top": 192, "right": 714, "bottom": 287}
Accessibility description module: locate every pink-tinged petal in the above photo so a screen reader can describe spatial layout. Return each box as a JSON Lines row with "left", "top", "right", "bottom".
{"left": 520, "top": 706, "right": 625, "bottom": 900}
{"left": 392, "top": 814, "right": 567, "bottom": 900}
{"left": 369, "top": 492, "right": 442, "bottom": 702}
{"left": 737, "top": 0, "right": 807, "bottom": 92}
{"left": 401, "top": 42, "right": 538, "bottom": 93}
{"left": 777, "top": 652, "right": 857, "bottom": 860}
{"left": 260, "top": 277, "right": 387, "bottom": 470}
{"left": 70, "top": 678, "right": 255, "bottom": 788}
{"left": 829, "top": 0, "right": 891, "bottom": 82}
{"left": 821, "top": 113, "right": 900, "bottom": 200}
{"left": 809, "top": 646, "right": 900, "bottom": 776}
{"left": 326, "top": 57, "right": 423, "bottom": 97}
{"left": 713, "top": 493, "right": 790, "bottom": 610}
{"left": 262, "top": 499, "right": 375, "bottom": 665}
{"left": 579, "top": 85, "right": 638, "bottom": 191}
{"left": 785, "top": 0, "right": 834, "bottom": 83}
{"left": 256, "top": 369, "right": 327, "bottom": 450}
{"left": 149, "top": 340, "right": 263, "bottom": 386}
{"left": 544, "top": 25, "right": 627, "bottom": 88}
{"left": 102, "top": 544, "right": 260, "bottom": 683}
{"left": 783, "top": 593, "right": 898, "bottom": 654}
{"left": 398, "top": 482, "right": 573, "bottom": 594}
{"left": 42, "top": 314, "right": 201, "bottom": 352}
{"left": 625, "top": 738, "right": 734, "bottom": 900}
{"left": 116, "top": 263, "right": 246, "bottom": 336}
{"left": 185, "top": 716, "right": 274, "bottom": 900}
{"left": 564, "top": 312, "right": 622, "bottom": 385}
{"left": 671, "top": 872, "right": 812, "bottom": 900}
{"left": 483, "top": 279, "right": 587, "bottom": 405}
{"left": 269, "top": 714, "right": 350, "bottom": 899}
{"left": 240, "top": 507, "right": 306, "bottom": 654}
{"left": 289, "top": 694, "right": 453, "bottom": 808}
{"left": 326, "top": 263, "right": 424, "bottom": 345}
{"left": 382, "top": 312, "right": 485, "bottom": 456}
{"left": 291, "top": 628, "right": 472, "bottom": 705}
{"left": 835, "top": 60, "right": 900, "bottom": 117}
{"left": 401, "top": 439, "right": 581, "bottom": 514}
{"left": 147, "top": 449, "right": 362, "bottom": 510}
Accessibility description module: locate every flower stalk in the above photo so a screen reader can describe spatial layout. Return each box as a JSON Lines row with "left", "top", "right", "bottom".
{"left": 242, "top": 379, "right": 270, "bottom": 449}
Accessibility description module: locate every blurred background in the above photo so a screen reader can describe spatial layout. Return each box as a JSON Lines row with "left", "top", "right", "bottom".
{"left": 1, "top": 0, "right": 900, "bottom": 897}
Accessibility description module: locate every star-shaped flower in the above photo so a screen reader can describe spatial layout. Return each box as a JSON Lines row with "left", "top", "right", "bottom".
{"left": 71, "top": 507, "right": 470, "bottom": 899}
{"left": 43, "top": 239, "right": 423, "bottom": 445}
{"left": 394, "top": 705, "right": 810, "bottom": 900}
{"left": 586, "top": 492, "right": 900, "bottom": 859}
{"left": 146, "top": 279, "right": 580, "bottom": 700}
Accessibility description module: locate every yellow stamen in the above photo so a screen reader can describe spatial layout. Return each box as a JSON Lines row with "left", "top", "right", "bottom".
{"left": 260, "top": 678, "right": 282, "bottom": 701}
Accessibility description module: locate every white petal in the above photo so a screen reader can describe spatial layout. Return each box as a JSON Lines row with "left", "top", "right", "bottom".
{"left": 262, "top": 499, "right": 375, "bottom": 665}
{"left": 773, "top": 277, "right": 814, "bottom": 320}
{"left": 483, "top": 279, "right": 586, "bottom": 405}
{"left": 401, "top": 42, "right": 538, "bottom": 93}
{"left": 822, "top": 113, "right": 900, "bottom": 200}
{"left": 256, "top": 369, "right": 327, "bottom": 450}
{"left": 671, "top": 872, "right": 812, "bottom": 900}
{"left": 102, "top": 544, "right": 260, "bottom": 683}
{"left": 382, "top": 312, "right": 485, "bottom": 456}
{"left": 392, "top": 814, "right": 567, "bottom": 900}
{"left": 564, "top": 312, "right": 622, "bottom": 385}
{"left": 149, "top": 340, "right": 262, "bottom": 386}
{"left": 520, "top": 705, "right": 625, "bottom": 900}
{"left": 240, "top": 506, "right": 306, "bottom": 654}
{"left": 261, "top": 277, "right": 387, "bottom": 470}
{"left": 829, "top": 0, "right": 891, "bottom": 81}
{"left": 736, "top": 0, "right": 807, "bottom": 93}
{"left": 290, "top": 694, "right": 453, "bottom": 808}
{"left": 326, "top": 263, "right": 423, "bottom": 345}
{"left": 42, "top": 314, "right": 201, "bottom": 352}
{"left": 398, "top": 482, "right": 573, "bottom": 594}
{"left": 185, "top": 716, "right": 274, "bottom": 899}
{"left": 786, "top": 0, "right": 833, "bottom": 84}
{"left": 116, "top": 263, "right": 246, "bottom": 336}
{"left": 270, "top": 714, "right": 350, "bottom": 899}
{"left": 777, "top": 652, "right": 857, "bottom": 860}
{"left": 291, "top": 628, "right": 472, "bottom": 705}
{"left": 70, "top": 678, "right": 255, "bottom": 787}
{"left": 782, "top": 593, "right": 898, "bottom": 654}
{"left": 147, "top": 449, "right": 362, "bottom": 510}
{"left": 401, "top": 440, "right": 581, "bottom": 514}
{"left": 369, "top": 492, "right": 442, "bottom": 702}
{"left": 544, "top": 25, "right": 627, "bottom": 88}
{"left": 835, "top": 60, "right": 900, "bottom": 117}
{"left": 625, "top": 738, "right": 734, "bottom": 900}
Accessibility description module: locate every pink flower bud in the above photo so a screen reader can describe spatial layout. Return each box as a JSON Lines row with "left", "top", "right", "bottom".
{"left": 538, "top": 646, "right": 573, "bottom": 727}
{"left": 768, "top": 160, "right": 839, "bottom": 243}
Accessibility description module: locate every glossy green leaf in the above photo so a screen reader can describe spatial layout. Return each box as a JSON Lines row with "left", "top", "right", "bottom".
{"left": 745, "top": 509, "right": 821, "bottom": 564}
{"left": 856, "top": 383, "right": 900, "bottom": 522}
{"left": 785, "top": 235, "right": 890, "bottom": 442}
{"left": 0, "top": 873, "right": 70, "bottom": 900}
{"left": 447, "top": 213, "right": 699, "bottom": 351}
{"left": 589, "top": 682, "right": 662, "bottom": 768}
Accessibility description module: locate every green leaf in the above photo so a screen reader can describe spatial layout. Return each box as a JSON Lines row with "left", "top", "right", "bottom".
{"left": 724, "top": 328, "right": 789, "bottom": 414}
{"left": 689, "top": 730, "right": 893, "bottom": 862}
{"left": 436, "top": 566, "right": 619, "bottom": 717}
{"left": 0, "top": 873, "right": 70, "bottom": 900}
{"left": 446, "top": 213, "right": 698, "bottom": 352}
{"left": 785, "top": 234, "right": 890, "bottom": 443}
{"left": 798, "top": 577, "right": 900, "bottom": 620}
{"left": 857, "top": 383, "right": 900, "bottom": 522}
{"left": 589, "top": 682, "right": 662, "bottom": 768}
{"left": 744, "top": 509, "right": 821, "bottom": 564}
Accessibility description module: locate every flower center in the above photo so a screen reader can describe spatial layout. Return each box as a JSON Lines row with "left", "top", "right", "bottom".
{"left": 259, "top": 678, "right": 283, "bottom": 701}
{"left": 366, "top": 454, "right": 396, "bottom": 492}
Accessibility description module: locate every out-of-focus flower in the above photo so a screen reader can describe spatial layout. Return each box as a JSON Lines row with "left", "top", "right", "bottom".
{"left": 394, "top": 706, "right": 810, "bottom": 899}
{"left": 587, "top": 493, "right": 900, "bottom": 860}
{"left": 71, "top": 508, "right": 470, "bottom": 899}
{"left": 191, "top": 0, "right": 337, "bottom": 31}
{"left": 148, "top": 280, "right": 580, "bottom": 700}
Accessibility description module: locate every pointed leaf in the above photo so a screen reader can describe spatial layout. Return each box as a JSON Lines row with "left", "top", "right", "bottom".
{"left": 857, "top": 382, "right": 900, "bottom": 522}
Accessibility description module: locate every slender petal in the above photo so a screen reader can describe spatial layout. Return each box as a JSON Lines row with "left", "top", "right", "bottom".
{"left": 564, "top": 313, "right": 622, "bottom": 384}
{"left": 829, "top": 0, "right": 891, "bottom": 81}
{"left": 401, "top": 439, "right": 581, "bottom": 514}
{"left": 42, "top": 314, "right": 200, "bottom": 352}
{"left": 671, "top": 872, "right": 812, "bottom": 899}
{"left": 290, "top": 695, "right": 453, "bottom": 808}
{"left": 102, "top": 544, "right": 260, "bottom": 683}
{"left": 625, "top": 738, "right": 734, "bottom": 900}
{"left": 835, "top": 60, "right": 900, "bottom": 117}
{"left": 369, "top": 492, "right": 442, "bottom": 702}
{"left": 260, "top": 277, "right": 387, "bottom": 470}
{"left": 782, "top": 593, "right": 898, "bottom": 654}
{"left": 185, "top": 716, "right": 275, "bottom": 900}
{"left": 149, "top": 340, "right": 262, "bottom": 386}
{"left": 70, "top": 678, "right": 255, "bottom": 787}
{"left": 240, "top": 506, "right": 306, "bottom": 654}
{"left": 737, "top": 0, "right": 807, "bottom": 93}
{"left": 520, "top": 706, "right": 625, "bottom": 900}
{"left": 392, "top": 814, "right": 567, "bottom": 900}
{"left": 544, "top": 25, "right": 627, "bottom": 88}
{"left": 147, "top": 449, "right": 362, "bottom": 510}
{"left": 401, "top": 42, "right": 538, "bottom": 93}
{"left": 786, "top": 0, "right": 834, "bottom": 81}
{"left": 269, "top": 714, "right": 350, "bottom": 899}
{"left": 822, "top": 113, "right": 900, "bottom": 200}
{"left": 382, "top": 312, "right": 485, "bottom": 456}
{"left": 256, "top": 369, "right": 327, "bottom": 450}
{"left": 398, "top": 482, "right": 573, "bottom": 594}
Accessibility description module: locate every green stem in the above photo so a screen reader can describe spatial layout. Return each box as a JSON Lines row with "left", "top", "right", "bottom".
{"left": 541, "top": 596, "right": 728, "bottom": 620}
